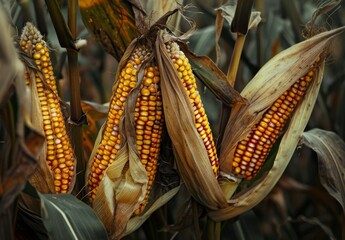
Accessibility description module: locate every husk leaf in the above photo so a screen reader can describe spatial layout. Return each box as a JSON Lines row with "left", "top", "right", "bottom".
{"left": 124, "top": 185, "right": 180, "bottom": 236}
{"left": 156, "top": 30, "right": 228, "bottom": 210}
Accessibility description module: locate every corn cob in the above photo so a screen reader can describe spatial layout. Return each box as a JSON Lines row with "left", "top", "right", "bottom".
{"left": 20, "top": 23, "right": 75, "bottom": 193}
{"left": 87, "top": 46, "right": 165, "bottom": 215}
{"left": 165, "top": 41, "right": 219, "bottom": 177}
{"left": 232, "top": 57, "right": 321, "bottom": 180}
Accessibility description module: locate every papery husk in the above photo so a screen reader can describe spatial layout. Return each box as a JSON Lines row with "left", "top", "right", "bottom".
{"left": 156, "top": 30, "right": 228, "bottom": 210}
{"left": 87, "top": 37, "right": 179, "bottom": 239}
{"left": 211, "top": 27, "right": 345, "bottom": 221}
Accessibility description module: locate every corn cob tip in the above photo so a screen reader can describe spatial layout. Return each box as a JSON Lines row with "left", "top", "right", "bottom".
{"left": 20, "top": 22, "right": 44, "bottom": 54}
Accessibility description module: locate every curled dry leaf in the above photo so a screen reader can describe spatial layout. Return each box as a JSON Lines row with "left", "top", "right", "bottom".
{"left": 302, "top": 128, "right": 345, "bottom": 214}
{"left": 208, "top": 26, "right": 345, "bottom": 222}
{"left": 180, "top": 42, "right": 245, "bottom": 106}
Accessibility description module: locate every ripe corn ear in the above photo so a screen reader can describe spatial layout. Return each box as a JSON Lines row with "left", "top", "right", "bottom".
{"left": 165, "top": 41, "right": 219, "bottom": 177}
{"left": 232, "top": 57, "right": 321, "bottom": 180}
{"left": 20, "top": 23, "right": 75, "bottom": 193}
{"left": 88, "top": 46, "right": 164, "bottom": 215}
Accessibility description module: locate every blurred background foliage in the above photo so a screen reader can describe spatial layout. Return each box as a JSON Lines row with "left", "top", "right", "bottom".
{"left": 1, "top": 0, "right": 345, "bottom": 239}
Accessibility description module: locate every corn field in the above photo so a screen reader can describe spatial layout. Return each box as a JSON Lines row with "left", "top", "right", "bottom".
{"left": 1, "top": 0, "right": 345, "bottom": 239}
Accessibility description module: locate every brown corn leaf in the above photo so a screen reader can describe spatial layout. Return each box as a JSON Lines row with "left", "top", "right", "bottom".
{"left": 208, "top": 26, "right": 345, "bottom": 222}
{"left": 302, "top": 128, "right": 345, "bottom": 214}
{"left": 79, "top": 0, "right": 142, "bottom": 61}
{"left": 180, "top": 42, "right": 245, "bottom": 106}
{"left": 156, "top": 30, "right": 228, "bottom": 210}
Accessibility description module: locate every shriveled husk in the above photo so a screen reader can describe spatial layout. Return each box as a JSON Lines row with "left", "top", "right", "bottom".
{"left": 210, "top": 26, "right": 345, "bottom": 221}
{"left": 86, "top": 37, "right": 179, "bottom": 239}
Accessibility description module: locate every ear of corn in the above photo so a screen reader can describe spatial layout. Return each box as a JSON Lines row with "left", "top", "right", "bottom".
{"left": 20, "top": 23, "right": 75, "bottom": 193}
{"left": 88, "top": 46, "right": 164, "bottom": 215}
{"left": 232, "top": 57, "right": 321, "bottom": 180}
{"left": 165, "top": 41, "right": 219, "bottom": 177}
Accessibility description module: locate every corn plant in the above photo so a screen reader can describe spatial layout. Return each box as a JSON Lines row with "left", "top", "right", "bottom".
{"left": 1, "top": 0, "right": 345, "bottom": 240}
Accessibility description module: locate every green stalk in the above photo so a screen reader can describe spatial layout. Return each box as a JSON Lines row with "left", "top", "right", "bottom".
{"left": 226, "top": 34, "right": 246, "bottom": 87}
{"left": 206, "top": 217, "right": 221, "bottom": 240}
{"left": 207, "top": 217, "right": 215, "bottom": 240}
{"left": 215, "top": 221, "right": 221, "bottom": 240}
